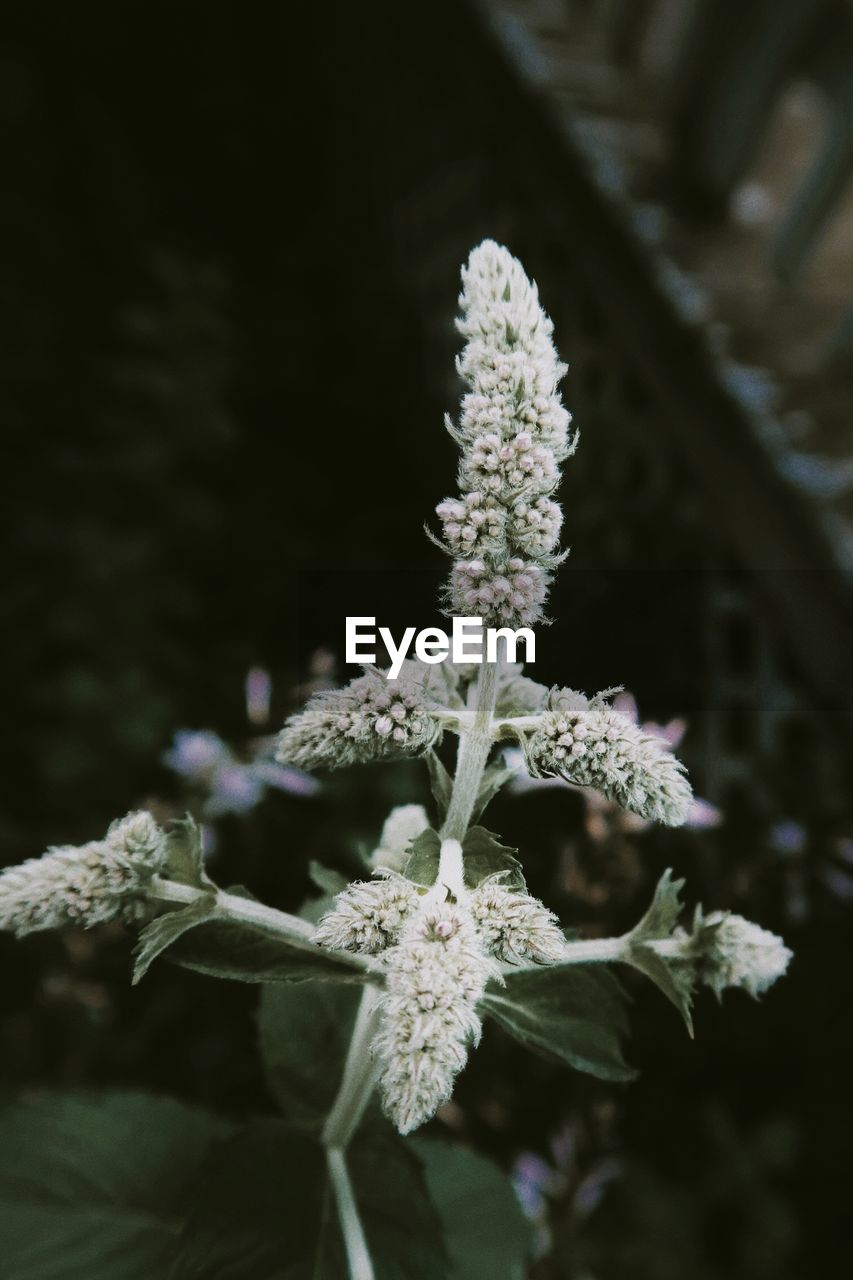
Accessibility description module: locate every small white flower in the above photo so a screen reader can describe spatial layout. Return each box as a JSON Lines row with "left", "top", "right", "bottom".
{"left": 0, "top": 811, "right": 167, "bottom": 937}
{"left": 526, "top": 689, "right": 693, "bottom": 827}
{"left": 276, "top": 668, "right": 439, "bottom": 771}
{"left": 373, "top": 901, "right": 499, "bottom": 1134}
{"left": 313, "top": 873, "right": 420, "bottom": 954}
{"left": 470, "top": 878, "right": 567, "bottom": 965}
{"left": 696, "top": 911, "right": 792, "bottom": 999}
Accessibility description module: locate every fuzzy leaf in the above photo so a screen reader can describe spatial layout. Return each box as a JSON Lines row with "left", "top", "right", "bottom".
{"left": 172, "top": 1119, "right": 448, "bottom": 1280}
{"left": 425, "top": 750, "right": 454, "bottom": 823}
{"left": 471, "top": 763, "right": 516, "bottom": 823}
{"left": 307, "top": 861, "right": 349, "bottom": 897}
{"left": 0, "top": 1092, "right": 230, "bottom": 1279}
{"left": 625, "top": 870, "right": 695, "bottom": 1035}
{"left": 162, "top": 815, "right": 215, "bottom": 891}
{"left": 132, "top": 895, "right": 217, "bottom": 984}
{"left": 481, "top": 965, "right": 636, "bottom": 1082}
{"left": 461, "top": 827, "right": 526, "bottom": 892}
{"left": 408, "top": 1140, "right": 531, "bottom": 1279}
{"left": 257, "top": 982, "right": 365, "bottom": 1123}
{"left": 403, "top": 827, "right": 442, "bottom": 887}
{"left": 165, "top": 912, "right": 371, "bottom": 987}
{"left": 494, "top": 672, "right": 548, "bottom": 718}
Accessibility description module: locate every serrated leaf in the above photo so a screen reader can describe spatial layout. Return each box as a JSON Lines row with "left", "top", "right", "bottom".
{"left": 470, "top": 763, "right": 516, "bottom": 824}
{"left": 493, "top": 673, "right": 548, "bottom": 718}
{"left": 628, "top": 869, "right": 686, "bottom": 942}
{"left": 624, "top": 870, "right": 695, "bottom": 1035}
{"left": 481, "top": 965, "right": 636, "bottom": 1082}
{"left": 165, "top": 914, "right": 371, "bottom": 987}
{"left": 132, "top": 895, "right": 217, "bottom": 984}
{"left": 307, "top": 862, "right": 348, "bottom": 897}
{"left": 628, "top": 942, "right": 695, "bottom": 1037}
{"left": 403, "top": 827, "right": 442, "bottom": 887}
{"left": 461, "top": 827, "right": 526, "bottom": 892}
{"left": 172, "top": 1120, "right": 448, "bottom": 1280}
{"left": 0, "top": 1092, "right": 230, "bottom": 1280}
{"left": 257, "top": 982, "right": 365, "bottom": 1123}
{"left": 425, "top": 750, "right": 453, "bottom": 823}
{"left": 408, "top": 1140, "right": 531, "bottom": 1279}
{"left": 162, "top": 815, "right": 215, "bottom": 890}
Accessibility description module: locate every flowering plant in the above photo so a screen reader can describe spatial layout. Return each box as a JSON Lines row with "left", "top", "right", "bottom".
{"left": 0, "top": 243, "right": 790, "bottom": 1279}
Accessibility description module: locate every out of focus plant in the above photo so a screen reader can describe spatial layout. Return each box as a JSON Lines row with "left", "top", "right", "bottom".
{"left": 0, "top": 244, "right": 790, "bottom": 1279}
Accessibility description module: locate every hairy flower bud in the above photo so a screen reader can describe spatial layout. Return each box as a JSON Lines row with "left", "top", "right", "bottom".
{"left": 373, "top": 903, "right": 499, "bottom": 1134}
{"left": 693, "top": 910, "right": 792, "bottom": 999}
{"left": 276, "top": 668, "right": 439, "bottom": 772}
{"left": 438, "top": 241, "right": 575, "bottom": 627}
{"left": 313, "top": 873, "right": 420, "bottom": 954}
{"left": 0, "top": 811, "right": 167, "bottom": 937}
{"left": 369, "top": 804, "right": 430, "bottom": 872}
{"left": 526, "top": 690, "right": 692, "bottom": 826}
{"left": 470, "top": 879, "right": 567, "bottom": 965}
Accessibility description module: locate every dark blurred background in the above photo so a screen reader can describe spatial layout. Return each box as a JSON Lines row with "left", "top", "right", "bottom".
{"left": 1, "top": 1, "right": 852, "bottom": 1276}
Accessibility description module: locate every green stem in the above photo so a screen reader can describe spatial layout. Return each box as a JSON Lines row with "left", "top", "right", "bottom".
{"left": 327, "top": 1148, "right": 375, "bottom": 1280}
{"left": 322, "top": 986, "right": 384, "bottom": 1148}
{"left": 440, "top": 660, "right": 500, "bottom": 840}
{"left": 148, "top": 876, "right": 375, "bottom": 974}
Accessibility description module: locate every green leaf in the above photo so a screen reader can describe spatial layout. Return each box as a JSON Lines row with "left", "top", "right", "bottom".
{"left": 162, "top": 815, "right": 215, "bottom": 890}
{"left": 408, "top": 1140, "right": 531, "bottom": 1279}
{"left": 625, "top": 870, "right": 695, "bottom": 1035}
{"left": 307, "top": 862, "right": 348, "bottom": 897}
{"left": 0, "top": 1092, "right": 230, "bottom": 1280}
{"left": 424, "top": 750, "right": 453, "bottom": 823}
{"left": 493, "top": 673, "right": 547, "bottom": 718}
{"left": 165, "top": 914, "right": 371, "bottom": 987}
{"left": 403, "top": 827, "right": 442, "bottom": 887}
{"left": 461, "top": 827, "right": 526, "bottom": 892}
{"left": 132, "top": 895, "right": 217, "bottom": 984}
{"left": 172, "top": 1120, "right": 448, "bottom": 1280}
{"left": 471, "top": 763, "right": 516, "bottom": 824}
{"left": 257, "top": 982, "right": 364, "bottom": 1124}
{"left": 481, "top": 965, "right": 637, "bottom": 1082}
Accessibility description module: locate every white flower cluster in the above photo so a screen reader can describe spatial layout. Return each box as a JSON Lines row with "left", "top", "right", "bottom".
{"left": 276, "top": 668, "right": 439, "bottom": 772}
{"left": 313, "top": 873, "right": 420, "bottom": 954}
{"left": 437, "top": 240, "right": 576, "bottom": 627}
{"left": 470, "top": 877, "right": 567, "bottom": 964}
{"left": 0, "top": 811, "right": 166, "bottom": 937}
{"left": 314, "top": 862, "right": 569, "bottom": 1132}
{"left": 693, "top": 910, "right": 792, "bottom": 999}
{"left": 373, "top": 902, "right": 498, "bottom": 1135}
{"left": 526, "top": 689, "right": 693, "bottom": 826}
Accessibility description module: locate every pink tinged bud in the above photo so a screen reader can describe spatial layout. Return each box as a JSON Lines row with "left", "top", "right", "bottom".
{"left": 434, "top": 919, "right": 454, "bottom": 939}
{"left": 375, "top": 716, "right": 394, "bottom": 737}
{"left": 390, "top": 703, "right": 407, "bottom": 722}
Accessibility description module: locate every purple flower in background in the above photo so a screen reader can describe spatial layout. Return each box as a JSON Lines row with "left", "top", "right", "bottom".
{"left": 163, "top": 730, "right": 230, "bottom": 778}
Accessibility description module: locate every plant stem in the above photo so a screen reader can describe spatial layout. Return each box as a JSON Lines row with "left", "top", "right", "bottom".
{"left": 323, "top": 986, "right": 384, "bottom": 1148}
{"left": 147, "top": 876, "right": 375, "bottom": 973}
{"left": 440, "top": 659, "right": 500, "bottom": 840}
{"left": 327, "top": 1148, "right": 375, "bottom": 1280}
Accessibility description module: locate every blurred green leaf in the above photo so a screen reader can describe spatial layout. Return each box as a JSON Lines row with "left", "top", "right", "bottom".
{"left": 172, "top": 1120, "right": 447, "bottom": 1280}
{"left": 403, "top": 827, "right": 442, "bottom": 886}
{"left": 425, "top": 750, "right": 453, "bottom": 823}
{"left": 471, "top": 763, "right": 516, "bottom": 823}
{"left": 0, "top": 1092, "right": 230, "bottom": 1280}
{"left": 132, "top": 895, "right": 217, "bottom": 984}
{"left": 482, "top": 965, "right": 636, "bottom": 1081}
{"left": 408, "top": 1139, "right": 531, "bottom": 1279}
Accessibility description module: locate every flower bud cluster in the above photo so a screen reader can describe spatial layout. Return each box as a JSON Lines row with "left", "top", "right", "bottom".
{"left": 437, "top": 241, "right": 576, "bottom": 628}
{"left": 312, "top": 873, "right": 420, "bottom": 954}
{"left": 470, "top": 877, "right": 567, "bottom": 965}
{"left": 526, "top": 689, "right": 693, "bottom": 826}
{"left": 691, "top": 909, "right": 792, "bottom": 999}
{"left": 315, "top": 859, "right": 573, "bottom": 1132}
{"left": 0, "top": 811, "right": 167, "bottom": 937}
{"left": 372, "top": 902, "right": 498, "bottom": 1135}
{"left": 276, "top": 668, "right": 439, "bottom": 772}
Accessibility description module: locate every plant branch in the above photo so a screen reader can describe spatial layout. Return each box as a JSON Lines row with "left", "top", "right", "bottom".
{"left": 326, "top": 1147, "right": 375, "bottom": 1280}
{"left": 147, "top": 876, "right": 375, "bottom": 974}
{"left": 440, "top": 659, "right": 501, "bottom": 840}
{"left": 323, "top": 986, "right": 384, "bottom": 1148}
